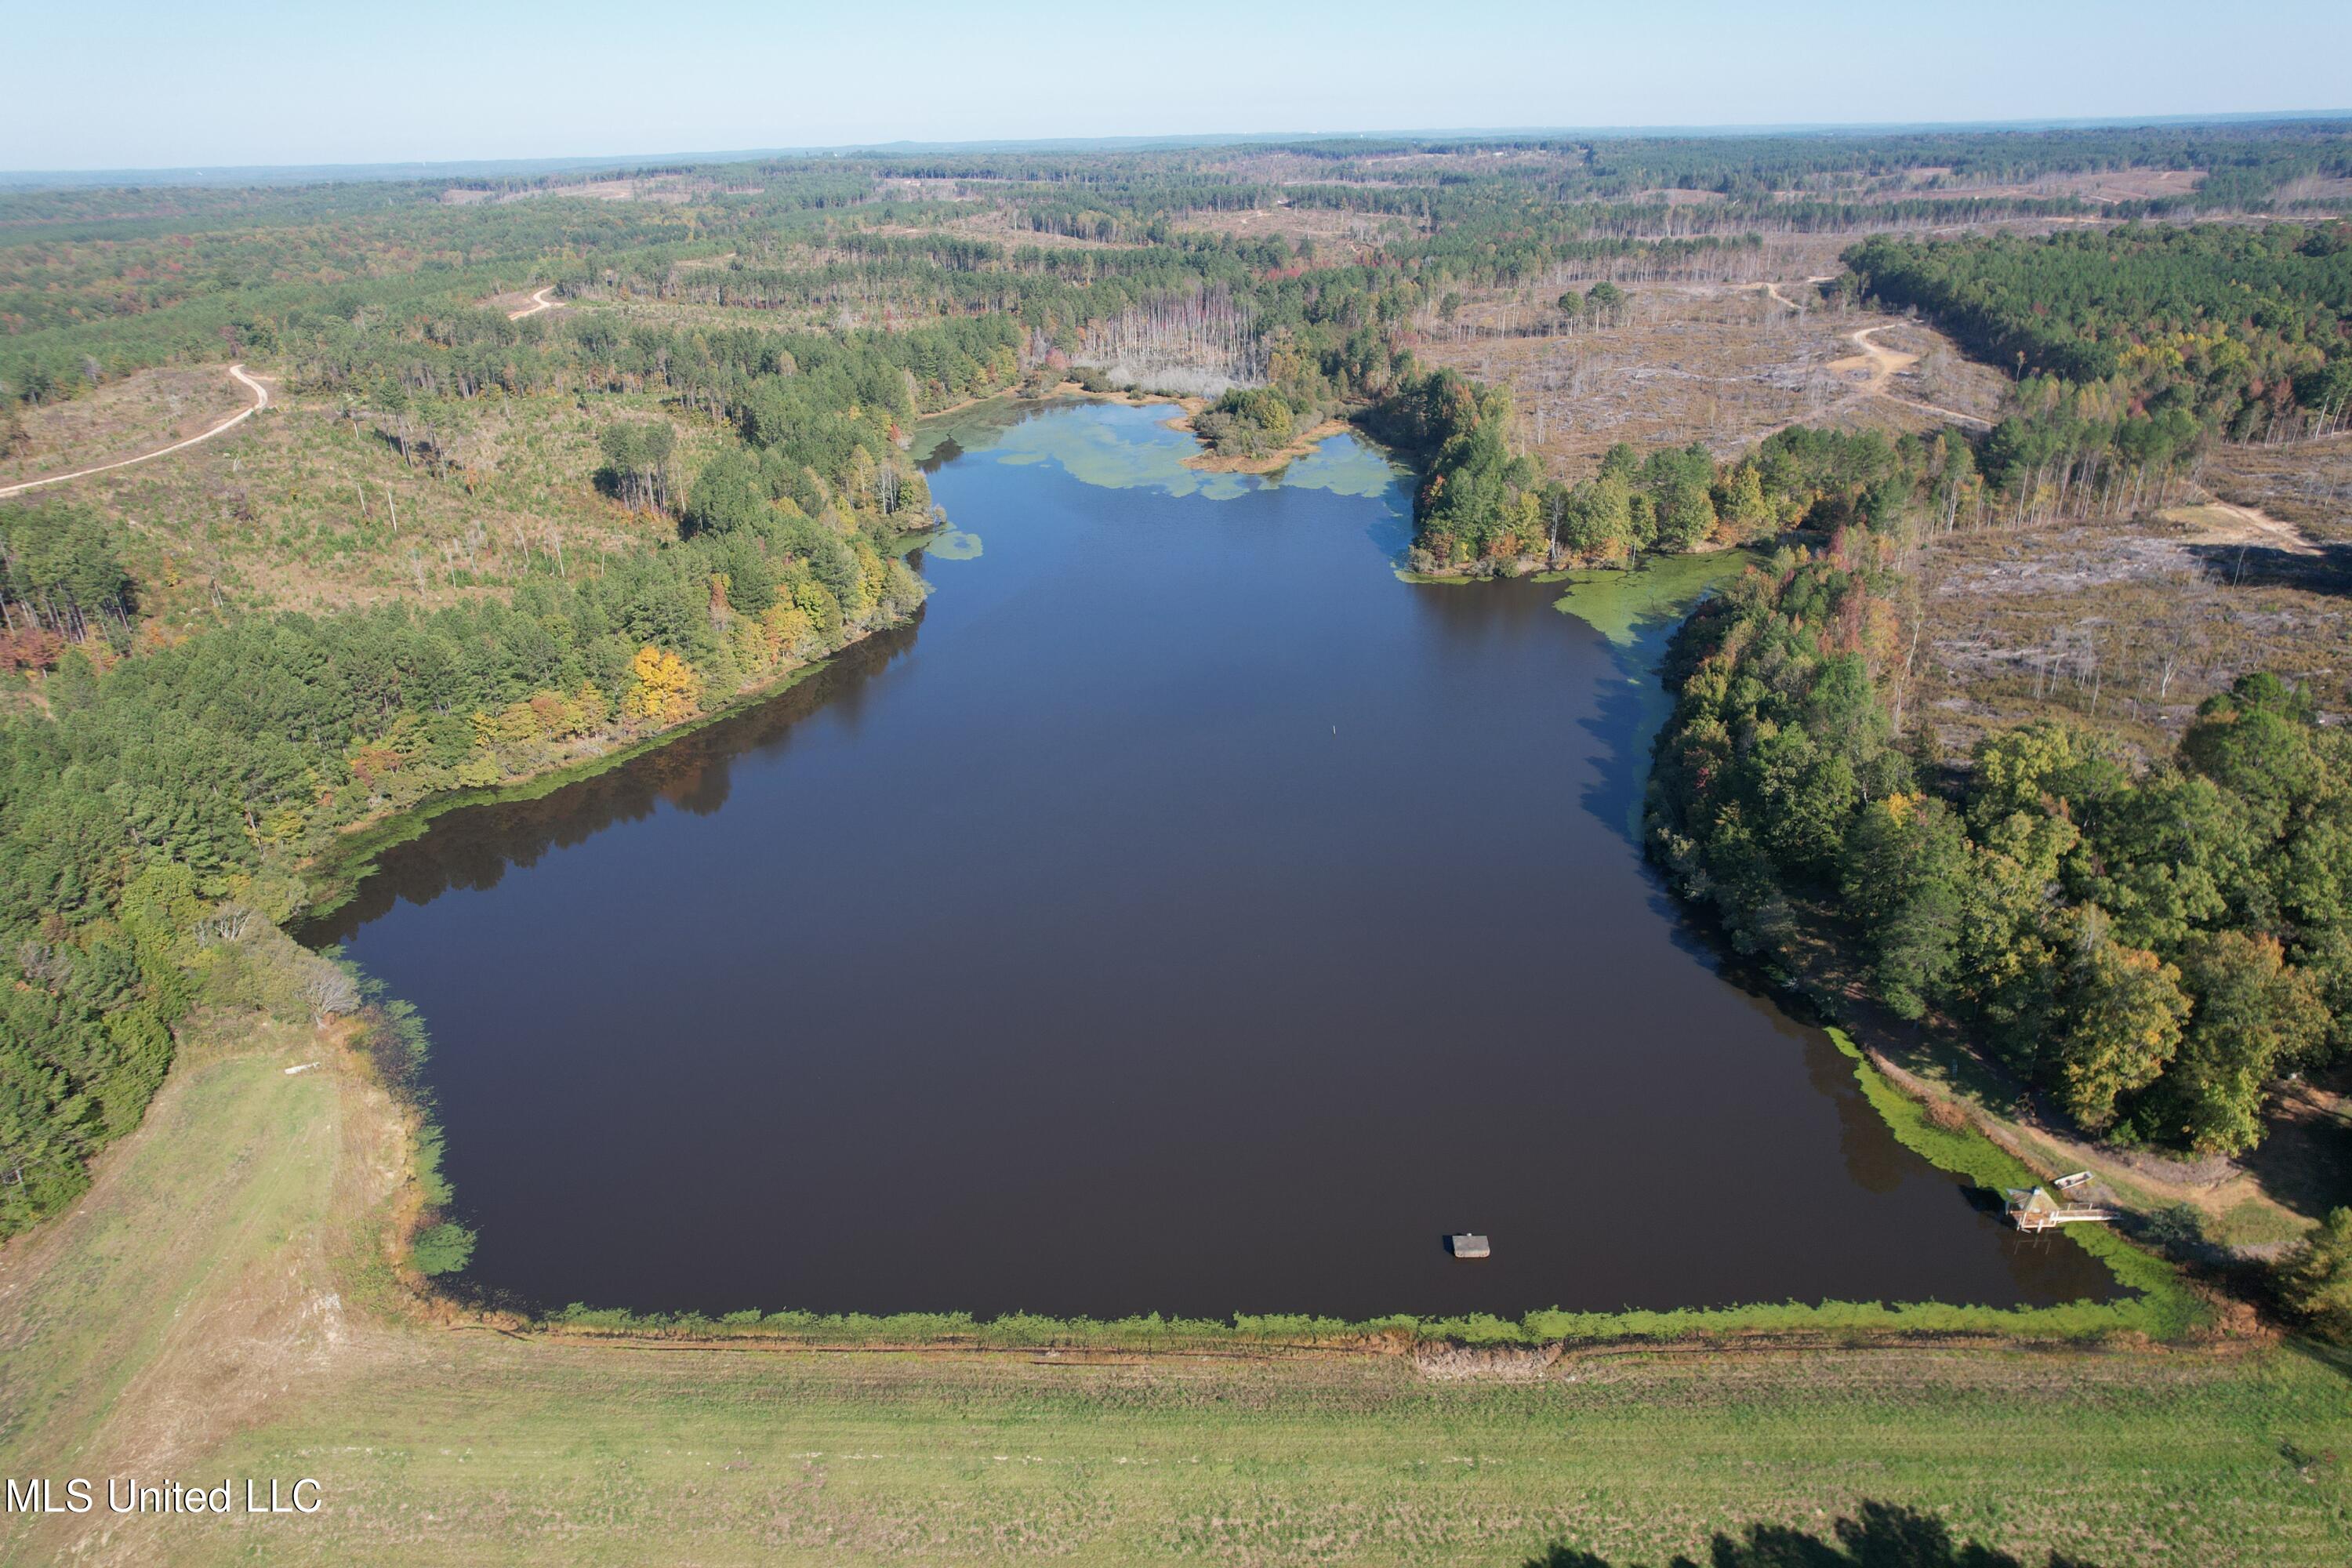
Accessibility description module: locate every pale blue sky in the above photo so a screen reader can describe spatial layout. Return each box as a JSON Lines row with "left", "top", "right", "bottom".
{"left": 9, "top": 0, "right": 2350, "bottom": 172}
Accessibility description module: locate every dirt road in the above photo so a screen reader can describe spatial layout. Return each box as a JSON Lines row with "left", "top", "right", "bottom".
{"left": 1831, "top": 324, "right": 1993, "bottom": 430}
{"left": 0, "top": 364, "right": 271, "bottom": 498}
{"left": 1757, "top": 275, "right": 1837, "bottom": 313}
{"left": 2161, "top": 496, "right": 2321, "bottom": 556}
{"left": 1750, "top": 281, "right": 1993, "bottom": 432}
{"left": 507, "top": 285, "right": 561, "bottom": 321}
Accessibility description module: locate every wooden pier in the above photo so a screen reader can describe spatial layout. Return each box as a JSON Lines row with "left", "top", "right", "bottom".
{"left": 2003, "top": 1186, "right": 2116, "bottom": 1233}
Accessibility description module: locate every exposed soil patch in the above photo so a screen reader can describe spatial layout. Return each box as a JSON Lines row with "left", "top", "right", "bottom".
{"left": 503, "top": 285, "right": 561, "bottom": 321}
{"left": 1171, "top": 202, "right": 1414, "bottom": 260}
{"left": 2159, "top": 499, "right": 2320, "bottom": 556}
{"left": 1870, "top": 166, "right": 2206, "bottom": 206}
{"left": 887, "top": 211, "right": 1146, "bottom": 252}
{"left": 2203, "top": 435, "right": 2352, "bottom": 545}
{"left": 441, "top": 176, "right": 713, "bottom": 206}
{"left": 1419, "top": 280, "right": 2005, "bottom": 480}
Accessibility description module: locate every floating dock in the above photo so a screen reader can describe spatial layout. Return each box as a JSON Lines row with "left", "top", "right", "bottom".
{"left": 1448, "top": 1233, "right": 1491, "bottom": 1259}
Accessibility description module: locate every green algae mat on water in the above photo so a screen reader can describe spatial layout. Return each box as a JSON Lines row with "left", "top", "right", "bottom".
{"left": 1544, "top": 549, "right": 1759, "bottom": 838}
{"left": 922, "top": 528, "right": 984, "bottom": 560}
{"left": 919, "top": 394, "right": 1405, "bottom": 503}
{"left": 1550, "top": 548, "right": 1757, "bottom": 648}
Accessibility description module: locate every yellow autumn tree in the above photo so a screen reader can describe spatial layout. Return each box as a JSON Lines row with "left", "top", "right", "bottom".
{"left": 456, "top": 716, "right": 503, "bottom": 785}
{"left": 726, "top": 615, "right": 770, "bottom": 678}
{"left": 760, "top": 601, "right": 813, "bottom": 658}
{"left": 495, "top": 699, "right": 545, "bottom": 744}
{"left": 572, "top": 679, "right": 611, "bottom": 733}
{"left": 848, "top": 537, "right": 887, "bottom": 615}
{"left": 1713, "top": 463, "right": 1771, "bottom": 543}
{"left": 623, "top": 644, "right": 702, "bottom": 724}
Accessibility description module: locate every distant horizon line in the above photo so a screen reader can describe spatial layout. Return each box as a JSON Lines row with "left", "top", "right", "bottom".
{"left": 5, "top": 107, "right": 2349, "bottom": 189}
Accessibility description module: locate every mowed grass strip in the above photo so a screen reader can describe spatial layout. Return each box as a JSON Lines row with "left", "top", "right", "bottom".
{"left": 2, "top": 1052, "right": 2350, "bottom": 1566}
{"left": 174, "top": 1340, "right": 2352, "bottom": 1566}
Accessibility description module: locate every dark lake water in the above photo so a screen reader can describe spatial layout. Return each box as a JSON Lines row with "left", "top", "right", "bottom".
{"left": 310, "top": 399, "right": 2118, "bottom": 1320}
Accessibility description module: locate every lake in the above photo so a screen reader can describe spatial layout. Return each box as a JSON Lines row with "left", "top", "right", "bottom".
{"left": 307, "top": 398, "right": 2118, "bottom": 1320}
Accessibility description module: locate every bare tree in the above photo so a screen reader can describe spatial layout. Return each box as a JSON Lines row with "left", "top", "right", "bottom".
{"left": 299, "top": 958, "right": 361, "bottom": 1026}
{"left": 195, "top": 905, "right": 259, "bottom": 946}
{"left": 1081, "top": 286, "right": 1268, "bottom": 397}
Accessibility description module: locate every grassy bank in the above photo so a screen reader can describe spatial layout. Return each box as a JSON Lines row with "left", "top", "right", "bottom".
{"left": 1822, "top": 1027, "right": 2204, "bottom": 1338}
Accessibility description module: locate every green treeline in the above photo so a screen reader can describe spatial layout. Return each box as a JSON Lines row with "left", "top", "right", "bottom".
{"left": 0, "top": 172, "right": 875, "bottom": 404}
{"left": 0, "top": 166, "right": 877, "bottom": 394}
{"left": 873, "top": 119, "right": 2351, "bottom": 242}
{"left": 1647, "top": 534, "right": 2350, "bottom": 1160}
{"left": 1566, "top": 121, "right": 2350, "bottom": 215}
{"left": 1391, "top": 379, "right": 1977, "bottom": 570}
{"left": 1192, "top": 387, "right": 1305, "bottom": 458}
{"left": 2, "top": 500, "right": 136, "bottom": 659}
{"left": 871, "top": 118, "right": 2347, "bottom": 207}
{"left": 1849, "top": 222, "right": 2352, "bottom": 450}
{"left": 283, "top": 302, "right": 1025, "bottom": 448}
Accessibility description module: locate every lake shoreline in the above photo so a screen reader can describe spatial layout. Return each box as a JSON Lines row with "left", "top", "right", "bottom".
{"left": 295, "top": 594, "right": 929, "bottom": 931}
{"left": 332, "top": 405, "right": 2201, "bottom": 1346}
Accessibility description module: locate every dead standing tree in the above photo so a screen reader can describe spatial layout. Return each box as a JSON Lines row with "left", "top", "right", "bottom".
{"left": 1081, "top": 286, "right": 1268, "bottom": 397}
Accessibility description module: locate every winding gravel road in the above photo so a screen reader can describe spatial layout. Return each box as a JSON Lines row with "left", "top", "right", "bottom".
{"left": 1, "top": 364, "right": 271, "bottom": 498}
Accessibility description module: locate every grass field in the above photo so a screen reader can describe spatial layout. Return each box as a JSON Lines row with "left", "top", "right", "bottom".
{"left": 4, "top": 1038, "right": 2350, "bottom": 1566}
